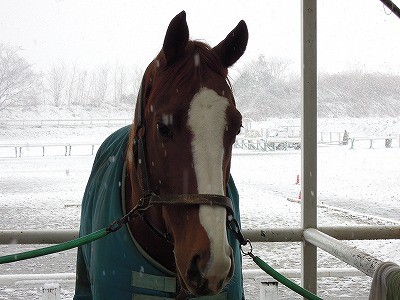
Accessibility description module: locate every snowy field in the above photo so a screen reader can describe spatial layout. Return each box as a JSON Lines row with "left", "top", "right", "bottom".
{"left": 0, "top": 118, "right": 399, "bottom": 299}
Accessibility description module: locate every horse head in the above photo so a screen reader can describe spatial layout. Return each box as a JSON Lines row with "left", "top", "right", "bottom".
{"left": 127, "top": 11, "right": 248, "bottom": 296}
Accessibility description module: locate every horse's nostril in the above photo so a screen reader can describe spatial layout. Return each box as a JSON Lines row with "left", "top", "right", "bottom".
{"left": 187, "top": 255, "right": 202, "bottom": 285}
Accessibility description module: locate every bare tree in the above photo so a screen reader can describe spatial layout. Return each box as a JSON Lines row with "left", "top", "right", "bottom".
{"left": 123, "top": 64, "right": 143, "bottom": 104}
{"left": 118, "top": 66, "right": 127, "bottom": 103}
{"left": 113, "top": 63, "right": 127, "bottom": 105}
{"left": 66, "top": 63, "right": 78, "bottom": 106}
{"left": 0, "top": 43, "right": 41, "bottom": 110}
{"left": 91, "top": 65, "right": 109, "bottom": 106}
{"left": 267, "top": 56, "right": 290, "bottom": 80}
{"left": 47, "top": 63, "right": 67, "bottom": 107}
{"left": 72, "top": 69, "right": 88, "bottom": 105}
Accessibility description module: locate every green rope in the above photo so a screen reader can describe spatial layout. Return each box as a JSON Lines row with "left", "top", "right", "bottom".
{"left": 249, "top": 253, "right": 323, "bottom": 300}
{"left": 387, "top": 269, "right": 400, "bottom": 299}
{"left": 0, "top": 228, "right": 109, "bottom": 264}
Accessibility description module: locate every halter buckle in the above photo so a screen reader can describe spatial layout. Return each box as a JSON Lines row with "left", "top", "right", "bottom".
{"left": 137, "top": 193, "right": 157, "bottom": 211}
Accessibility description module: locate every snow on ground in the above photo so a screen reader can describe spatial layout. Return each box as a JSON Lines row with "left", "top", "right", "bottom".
{"left": 0, "top": 118, "right": 399, "bottom": 299}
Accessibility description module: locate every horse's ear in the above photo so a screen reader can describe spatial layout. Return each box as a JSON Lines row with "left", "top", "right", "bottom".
{"left": 163, "top": 11, "right": 189, "bottom": 64}
{"left": 213, "top": 20, "right": 248, "bottom": 68}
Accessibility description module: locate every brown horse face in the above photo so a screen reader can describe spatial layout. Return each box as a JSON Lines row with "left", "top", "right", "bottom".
{"left": 146, "top": 86, "right": 242, "bottom": 295}
{"left": 141, "top": 11, "right": 247, "bottom": 296}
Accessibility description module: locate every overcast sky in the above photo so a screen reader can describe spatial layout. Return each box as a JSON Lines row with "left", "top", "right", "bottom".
{"left": 1, "top": 0, "right": 400, "bottom": 75}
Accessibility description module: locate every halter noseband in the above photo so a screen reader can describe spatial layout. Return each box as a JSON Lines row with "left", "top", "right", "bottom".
{"left": 132, "top": 76, "right": 234, "bottom": 226}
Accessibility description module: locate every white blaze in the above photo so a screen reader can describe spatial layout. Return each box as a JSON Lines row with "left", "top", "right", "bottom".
{"left": 187, "top": 87, "right": 231, "bottom": 278}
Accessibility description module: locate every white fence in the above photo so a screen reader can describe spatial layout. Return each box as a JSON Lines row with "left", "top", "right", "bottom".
{"left": 0, "top": 142, "right": 101, "bottom": 157}
{"left": 350, "top": 136, "right": 400, "bottom": 149}
{"left": 0, "top": 134, "right": 398, "bottom": 158}
{"left": 0, "top": 118, "right": 131, "bottom": 128}
{"left": 233, "top": 134, "right": 399, "bottom": 152}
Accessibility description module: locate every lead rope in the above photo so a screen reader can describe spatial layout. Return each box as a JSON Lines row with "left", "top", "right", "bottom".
{"left": 0, "top": 203, "right": 142, "bottom": 265}
{"left": 0, "top": 228, "right": 109, "bottom": 265}
{"left": 227, "top": 218, "right": 323, "bottom": 300}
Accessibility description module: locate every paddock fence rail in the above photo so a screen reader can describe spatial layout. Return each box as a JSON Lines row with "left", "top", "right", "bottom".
{"left": 0, "top": 118, "right": 132, "bottom": 129}
{"left": 0, "top": 142, "right": 101, "bottom": 158}
{"left": 0, "top": 134, "right": 398, "bottom": 159}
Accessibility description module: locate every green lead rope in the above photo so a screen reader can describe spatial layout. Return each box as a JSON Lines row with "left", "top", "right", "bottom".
{"left": 0, "top": 201, "right": 135, "bottom": 265}
{"left": 0, "top": 228, "right": 109, "bottom": 265}
{"left": 248, "top": 252, "right": 323, "bottom": 300}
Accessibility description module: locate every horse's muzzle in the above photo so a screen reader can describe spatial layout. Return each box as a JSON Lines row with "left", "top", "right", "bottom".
{"left": 185, "top": 248, "right": 234, "bottom": 296}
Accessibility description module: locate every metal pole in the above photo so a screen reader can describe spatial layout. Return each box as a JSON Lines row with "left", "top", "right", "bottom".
{"left": 301, "top": 0, "right": 318, "bottom": 296}
{"left": 243, "top": 225, "right": 400, "bottom": 242}
{"left": 304, "top": 229, "right": 382, "bottom": 277}
{"left": 1, "top": 226, "right": 400, "bottom": 245}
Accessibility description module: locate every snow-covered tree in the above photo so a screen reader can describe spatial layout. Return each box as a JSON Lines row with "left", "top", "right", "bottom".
{"left": 0, "top": 43, "right": 41, "bottom": 110}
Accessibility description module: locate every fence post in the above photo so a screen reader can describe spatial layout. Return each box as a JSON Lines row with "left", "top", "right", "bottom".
{"left": 260, "top": 280, "right": 278, "bottom": 300}
{"left": 41, "top": 283, "right": 61, "bottom": 300}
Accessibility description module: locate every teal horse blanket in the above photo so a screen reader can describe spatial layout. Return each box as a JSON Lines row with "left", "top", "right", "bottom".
{"left": 74, "top": 125, "right": 245, "bottom": 299}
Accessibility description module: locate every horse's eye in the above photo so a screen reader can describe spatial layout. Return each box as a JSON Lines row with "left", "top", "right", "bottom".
{"left": 157, "top": 123, "right": 173, "bottom": 138}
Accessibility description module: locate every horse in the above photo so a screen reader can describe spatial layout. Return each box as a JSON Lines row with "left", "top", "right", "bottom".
{"left": 74, "top": 11, "right": 248, "bottom": 300}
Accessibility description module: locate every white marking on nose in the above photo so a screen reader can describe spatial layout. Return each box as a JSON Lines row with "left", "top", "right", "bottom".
{"left": 187, "top": 87, "right": 231, "bottom": 278}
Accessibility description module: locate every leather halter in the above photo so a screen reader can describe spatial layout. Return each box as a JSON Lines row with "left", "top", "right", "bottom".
{"left": 131, "top": 76, "right": 234, "bottom": 238}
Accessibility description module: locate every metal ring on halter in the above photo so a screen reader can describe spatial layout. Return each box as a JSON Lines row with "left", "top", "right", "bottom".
{"left": 240, "top": 239, "right": 253, "bottom": 256}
